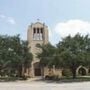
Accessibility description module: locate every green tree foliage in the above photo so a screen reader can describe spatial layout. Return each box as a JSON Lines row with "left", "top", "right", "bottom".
{"left": 57, "top": 34, "right": 90, "bottom": 78}
{"left": 37, "top": 43, "right": 56, "bottom": 67}
{"left": 0, "top": 35, "right": 33, "bottom": 77}
{"left": 37, "top": 43, "right": 64, "bottom": 69}
{"left": 37, "top": 34, "right": 90, "bottom": 79}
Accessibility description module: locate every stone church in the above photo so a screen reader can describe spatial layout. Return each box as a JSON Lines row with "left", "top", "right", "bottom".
{"left": 27, "top": 21, "right": 89, "bottom": 78}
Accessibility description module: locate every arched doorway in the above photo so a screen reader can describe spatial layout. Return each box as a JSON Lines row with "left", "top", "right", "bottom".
{"left": 78, "top": 67, "right": 86, "bottom": 76}
{"left": 76, "top": 66, "right": 88, "bottom": 76}
{"left": 34, "top": 62, "right": 41, "bottom": 76}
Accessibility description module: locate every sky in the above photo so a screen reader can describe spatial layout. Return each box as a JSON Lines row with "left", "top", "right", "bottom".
{"left": 0, "top": 0, "right": 90, "bottom": 44}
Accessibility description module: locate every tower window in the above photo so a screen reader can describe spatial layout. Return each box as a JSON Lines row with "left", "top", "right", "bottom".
{"left": 33, "top": 27, "right": 43, "bottom": 40}
{"left": 37, "top": 28, "right": 39, "bottom": 33}
{"left": 33, "top": 28, "right": 36, "bottom": 33}
{"left": 41, "top": 28, "right": 43, "bottom": 33}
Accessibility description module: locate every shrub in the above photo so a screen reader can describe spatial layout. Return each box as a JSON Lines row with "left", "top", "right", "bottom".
{"left": 45, "top": 75, "right": 60, "bottom": 80}
{"left": 62, "top": 69, "right": 72, "bottom": 77}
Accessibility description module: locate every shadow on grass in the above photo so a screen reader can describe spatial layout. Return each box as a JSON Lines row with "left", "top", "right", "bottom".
{"left": 33, "top": 76, "right": 90, "bottom": 84}
{"left": 0, "top": 77, "right": 27, "bottom": 82}
{"left": 1, "top": 76, "right": 90, "bottom": 83}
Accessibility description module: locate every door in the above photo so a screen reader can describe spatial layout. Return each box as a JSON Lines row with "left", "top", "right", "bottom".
{"left": 34, "top": 68, "right": 41, "bottom": 76}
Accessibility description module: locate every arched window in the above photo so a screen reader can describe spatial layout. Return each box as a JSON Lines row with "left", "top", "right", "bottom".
{"left": 33, "top": 27, "right": 43, "bottom": 40}
{"left": 33, "top": 28, "right": 36, "bottom": 40}
{"left": 33, "top": 28, "right": 36, "bottom": 33}
{"left": 40, "top": 28, "right": 43, "bottom": 40}
{"left": 41, "top": 28, "right": 43, "bottom": 33}
{"left": 37, "top": 28, "right": 39, "bottom": 33}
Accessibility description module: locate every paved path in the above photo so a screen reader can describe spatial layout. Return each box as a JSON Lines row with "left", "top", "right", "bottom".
{"left": 0, "top": 80, "right": 90, "bottom": 90}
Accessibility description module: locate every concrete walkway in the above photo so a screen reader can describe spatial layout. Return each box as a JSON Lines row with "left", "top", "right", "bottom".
{"left": 0, "top": 78, "right": 90, "bottom": 90}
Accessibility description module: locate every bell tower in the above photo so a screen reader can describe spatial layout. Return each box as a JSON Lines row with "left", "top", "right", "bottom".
{"left": 27, "top": 21, "right": 48, "bottom": 77}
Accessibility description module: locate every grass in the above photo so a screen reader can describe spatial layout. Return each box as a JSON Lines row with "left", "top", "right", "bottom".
{"left": 44, "top": 75, "right": 90, "bottom": 83}
{"left": 0, "top": 76, "right": 25, "bottom": 82}
{"left": 52, "top": 76, "right": 90, "bottom": 83}
{"left": 0, "top": 75, "right": 90, "bottom": 83}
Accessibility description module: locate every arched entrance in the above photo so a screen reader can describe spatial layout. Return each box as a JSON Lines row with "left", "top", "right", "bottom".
{"left": 76, "top": 66, "right": 88, "bottom": 76}
{"left": 78, "top": 67, "right": 86, "bottom": 75}
{"left": 34, "top": 62, "right": 41, "bottom": 76}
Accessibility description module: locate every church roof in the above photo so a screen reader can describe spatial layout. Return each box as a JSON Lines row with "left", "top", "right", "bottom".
{"left": 30, "top": 21, "right": 48, "bottom": 28}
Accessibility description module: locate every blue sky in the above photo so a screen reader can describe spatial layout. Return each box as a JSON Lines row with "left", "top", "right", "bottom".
{"left": 0, "top": 0, "right": 90, "bottom": 44}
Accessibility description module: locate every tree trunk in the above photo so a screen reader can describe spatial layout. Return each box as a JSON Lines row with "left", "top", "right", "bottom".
{"left": 18, "top": 65, "right": 22, "bottom": 77}
{"left": 21, "top": 64, "right": 24, "bottom": 76}
{"left": 71, "top": 68, "right": 77, "bottom": 79}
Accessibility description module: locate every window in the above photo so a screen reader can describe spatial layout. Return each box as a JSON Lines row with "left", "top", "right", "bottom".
{"left": 37, "top": 28, "right": 39, "bottom": 33}
{"left": 41, "top": 28, "right": 43, "bottom": 33}
{"left": 33, "top": 27, "right": 43, "bottom": 40}
{"left": 33, "top": 28, "right": 36, "bottom": 33}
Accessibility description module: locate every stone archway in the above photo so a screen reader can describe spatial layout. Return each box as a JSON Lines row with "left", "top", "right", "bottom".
{"left": 76, "top": 66, "right": 88, "bottom": 76}
{"left": 78, "top": 67, "right": 86, "bottom": 75}
{"left": 34, "top": 62, "right": 41, "bottom": 76}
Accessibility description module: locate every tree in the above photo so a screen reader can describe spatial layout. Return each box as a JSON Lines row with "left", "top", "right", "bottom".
{"left": 82, "top": 35, "right": 90, "bottom": 67}
{"left": 0, "top": 35, "right": 21, "bottom": 76}
{"left": 20, "top": 41, "right": 33, "bottom": 76}
{"left": 0, "top": 35, "right": 33, "bottom": 77}
{"left": 57, "top": 34, "right": 90, "bottom": 78}
{"left": 37, "top": 43, "right": 64, "bottom": 70}
{"left": 37, "top": 34, "right": 90, "bottom": 79}
{"left": 37, "top": 43, "right": 56, "bottom": 68}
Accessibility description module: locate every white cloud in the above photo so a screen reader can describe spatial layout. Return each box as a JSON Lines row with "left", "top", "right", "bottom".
{"left": 7, "top": 17, "right": 16, "bottom": 25}
{"left": 0, "top": 14, "right": 16, "bottom": 25}
{"left": 54, "top": 19, "right": 90, "bottom": 38}
{"left": 48, "top": 27, "right": 52, "bottom": 38}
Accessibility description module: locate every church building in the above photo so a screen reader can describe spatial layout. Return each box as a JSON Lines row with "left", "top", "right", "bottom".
{"left": 27, "top": 21, "right": 49, "bottom": 77}
{"left": 27, "top": 21, "right": 88, "bottom": 78}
